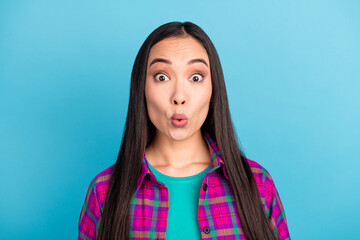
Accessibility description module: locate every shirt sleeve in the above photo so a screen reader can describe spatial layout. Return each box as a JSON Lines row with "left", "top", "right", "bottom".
{"left": 78, "top": 176, "right": 102, "bottom": 240}
{"left": 262, "top": 169, "right": 291, "bottom": 240}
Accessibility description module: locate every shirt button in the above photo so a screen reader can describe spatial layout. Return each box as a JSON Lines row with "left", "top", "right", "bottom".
{"left": 203, "top": 184, "right": 208, "bottom": 191}
{"left": 203, "top": 226, "right": 211, "bottom": 234}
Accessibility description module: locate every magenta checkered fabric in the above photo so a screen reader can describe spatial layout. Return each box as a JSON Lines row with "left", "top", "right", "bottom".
{"left": 78, "top": 131, "right": 290, "bottom": 239}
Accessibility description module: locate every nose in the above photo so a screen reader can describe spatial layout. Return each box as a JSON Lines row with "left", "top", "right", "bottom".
{"left": 171, "top": 77, "right": 186, "bottom": 105}
{"left": 173, "top": 99, "right": 185, "bottom": 105}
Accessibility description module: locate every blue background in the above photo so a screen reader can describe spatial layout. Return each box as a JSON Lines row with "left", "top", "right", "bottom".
{"left": 1, "top": 1, "right": 359, "bottom": 239}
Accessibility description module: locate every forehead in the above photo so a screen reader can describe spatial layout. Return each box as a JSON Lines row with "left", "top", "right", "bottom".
{"left": 147, "top": 36, "right": 209, "bottom": 67}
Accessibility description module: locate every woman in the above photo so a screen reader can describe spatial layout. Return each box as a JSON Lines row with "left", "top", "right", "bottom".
{"left": 78, "top": 21, "right": 290, "bottom": 240}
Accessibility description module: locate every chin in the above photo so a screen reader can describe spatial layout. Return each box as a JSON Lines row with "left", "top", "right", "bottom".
{"left": 167, "top": 129, "right": 190, "bottom": 141}
{"left": 168, "top": 128, "right": 200, "bottom": 142}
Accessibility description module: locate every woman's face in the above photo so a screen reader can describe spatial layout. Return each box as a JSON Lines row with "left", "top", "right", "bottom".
{"left": 145, "top": 36, "right": 212, "bottom": 141}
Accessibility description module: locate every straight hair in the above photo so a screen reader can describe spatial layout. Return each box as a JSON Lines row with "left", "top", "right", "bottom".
{"left": 98, "top": 21, "right": 276, "bottom": 240}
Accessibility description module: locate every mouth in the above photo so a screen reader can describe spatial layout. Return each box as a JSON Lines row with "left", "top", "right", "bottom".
{"left": 171, "top": 113, "right": 188, "bottom": 121}
{"left": 171, "top": 113, "right": 188, "bottom": 127}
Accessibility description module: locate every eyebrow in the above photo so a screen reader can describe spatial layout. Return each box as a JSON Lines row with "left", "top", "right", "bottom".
{"left": 149, "top": 58, "right": 209, "bottom": 68}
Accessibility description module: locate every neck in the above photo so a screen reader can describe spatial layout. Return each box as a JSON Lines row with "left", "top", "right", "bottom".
{"left": 145, "top": 130, "right": 210, "bottom": 168}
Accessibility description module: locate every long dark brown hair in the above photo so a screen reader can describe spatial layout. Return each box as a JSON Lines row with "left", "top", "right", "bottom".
{"left": 98, "top": 21, "right": 276, "bottom": 240}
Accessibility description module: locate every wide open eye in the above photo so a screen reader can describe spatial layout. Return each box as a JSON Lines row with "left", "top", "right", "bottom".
{"left": 154, "top": 73, "right": 170, "bottom": 82}
{"left": 190, "top": 73, "right": 204, "bottom": 82}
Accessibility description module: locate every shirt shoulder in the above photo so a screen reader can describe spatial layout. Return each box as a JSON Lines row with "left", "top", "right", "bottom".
{"left": 92, "top": 165, "right": 114, "bottom": 210}
{"left": 246, "top": 158, "right": 275, "bottom": 190}
{"left": 78, "top": 165, "right": 114, "bottom": 240}
{"left": 245, "top": 158, "right": 291, "bottom": 240}
{"left": 246, "top": 158, "right": 276, "bottom": 209}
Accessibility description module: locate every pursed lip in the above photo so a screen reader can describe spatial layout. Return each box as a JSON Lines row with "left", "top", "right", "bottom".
{"left": 171, "top": 113, "right": 188, "bottom": 120}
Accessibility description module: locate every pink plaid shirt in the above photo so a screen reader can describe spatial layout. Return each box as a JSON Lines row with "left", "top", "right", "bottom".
{"left": 78, "top": 131, "right": 290, "bottom": 239}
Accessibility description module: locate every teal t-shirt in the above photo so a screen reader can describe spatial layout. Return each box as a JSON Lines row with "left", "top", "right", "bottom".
{"left": 147, "top": 161, "right": 211, "bottom": 240}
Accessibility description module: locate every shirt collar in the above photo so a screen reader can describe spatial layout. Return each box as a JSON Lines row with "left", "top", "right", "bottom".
{"left": 136, "top": 131, "right": 229, "bottom": 191}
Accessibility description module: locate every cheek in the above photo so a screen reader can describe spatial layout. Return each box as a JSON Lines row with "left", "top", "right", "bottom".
{"left": 146, "top": 96, "right": 161, "bottom": 113}
{"left": 145, "top": 85, "right": 166, "bottom": 121}
{"left": 198, "top": 83, "right": 212, "bottom": 109}
{"left": 193, "top": 89, "right": 212, "bottom": 118}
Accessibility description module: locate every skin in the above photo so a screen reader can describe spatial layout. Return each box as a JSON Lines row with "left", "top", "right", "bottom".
{"left": 144, "top": 36, "right": 213, "bottom": 177}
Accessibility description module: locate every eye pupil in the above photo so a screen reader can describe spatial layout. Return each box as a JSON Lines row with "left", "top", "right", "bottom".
{"left": 193, "top": 76, "right": 199, "bottom": 81}
{"left": 159, "top": 75, "right": 165, "bottom": 81}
